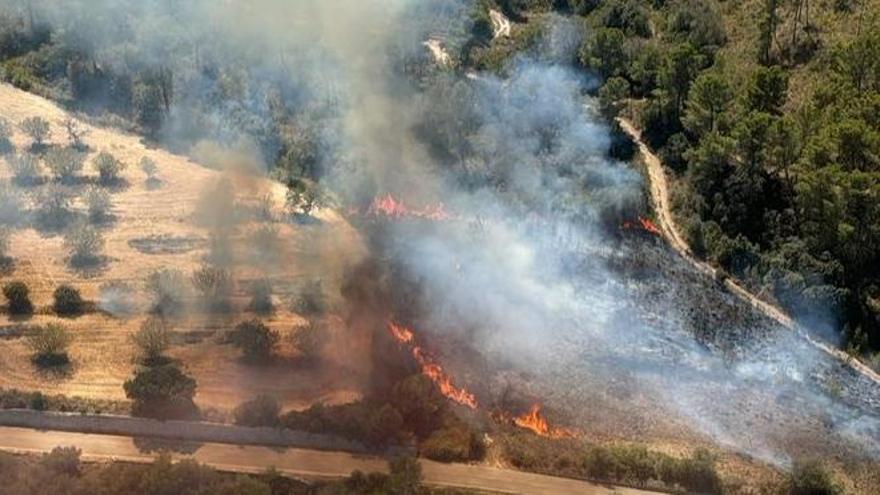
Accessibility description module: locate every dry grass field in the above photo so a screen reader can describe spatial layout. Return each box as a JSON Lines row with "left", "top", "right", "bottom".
{"left": 0, "top": 83, "right": 368, "bottom": 412}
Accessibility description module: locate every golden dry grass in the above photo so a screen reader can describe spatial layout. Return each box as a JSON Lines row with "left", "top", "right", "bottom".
{"left": 0, "top": 83, "right": 368, "bottom": 412}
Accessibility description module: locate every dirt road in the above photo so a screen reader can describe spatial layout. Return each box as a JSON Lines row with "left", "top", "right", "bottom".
{"left": 616, "top": 117, "right": 880, "bottom": 387}
{"left": 0, "top": 426, "right": 655, "bottom": 495}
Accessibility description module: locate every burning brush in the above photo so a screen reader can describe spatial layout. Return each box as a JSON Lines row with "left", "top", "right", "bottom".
{"left": 621, "top": 216, "right": 661, "bottom": 236}
{"left": 368, "top": 193, "right": 454, "bottom": 221}
{"left": 513, "top": 403, "right": 575, "bottom": 438}
{"left": 387, "top": 321, "right": 478, "bottom": 409}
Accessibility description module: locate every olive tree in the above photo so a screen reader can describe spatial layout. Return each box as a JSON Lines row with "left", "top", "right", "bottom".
{"left": 131, "top": 316, "right": 172, "bottom": 365}
{"left": 63, "top": 222, "right": 105, "bottom": 267}
{"left": 84, "top": 187, "right": 111, "bottom": 222}
{"left": 140, "top": 156, "right": 158, "bottom": 180}
{"left": 34, "top": 184, "right": 73, "bottom": 229}
{"left": 53, "top": 284, "right": 85, "bottom": 316}
{"left": 19, "top": 116, "right": 51, "bottom": 148}
{"left": 228, "top": 319, "right": 279, "bottom": 363}
{"left": 0, "top": 185, "right": 24, "bottom": 226}
{"left": 61, "top": 116, "right": 89, "bottom": 150}
{"left": 0, "top": 117, "right": 14, "bottom": 152}
{"left": 93, "top": 151, "right": 126, "bottom": 185}
{"left": 146, "top": 268, "right": 188, "bottom": 315}
{"left": 3, "top": 281, "right": 33, "bottom": 315}
{"left": 44, "top": 147, "right": 86, "bottom": 183}
{"left": 9, "top": 153, "right": 42, "bottom": 186}
{"left": 291, "top": 319, "right": 328, "bottom": 363}
{"left": 27, "top": 323, "right": 73, "bottom": 367}
{"left": 191, "top": 265, "right": 233, "bottom": 311}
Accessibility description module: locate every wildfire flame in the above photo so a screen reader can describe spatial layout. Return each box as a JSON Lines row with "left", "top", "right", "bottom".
{"left": 368, "top": 193, "right": 454, "bottom": 221}
{"left": 513, "top": 403, "right": 574, "bottom": 438}
{"left": 387, "top": 322, "right": 477, "bottom": 409}
{"left": 621, "top": 216, "right": 661, "bottom": 236}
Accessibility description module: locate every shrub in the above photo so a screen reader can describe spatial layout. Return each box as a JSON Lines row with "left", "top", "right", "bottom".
{"left": 252, "top": 224, "right": 280, "bottom": 265}
{"left": 93, "top": 150, "right": 126, "bottom": 184}
{"left": 83, "top": 187, "right": 111, "bottom": 222}
{"left": 191, "top": 265, "right": 233, "bottom": 311}
{"left": 60, "top": 116, "right": 89, "bottom": 150}
{"left": 34, "top": 184, "right": 73, "bottom": 229}
{"left": 790, "top": 460, "right": 839, "bottom": 495}
{"left": 3, "top": 281, "right": 33, "bottom": 315}
{"left": 27, "top": 323, "right": 73, "bottom": 366}
{"left": 228, "top": 319, "right": 279, "bottom": 363}
{"left": 53, "top": 284, "right": 85, "bottom": 316}
{"left": 63, "top": 222, "right": 104, "bottom": 266}
{"left": 140, "top": 156, "right": 158, "bottom": 179}
{"left": 146, "top": 269, "right": 188, "bottom": 315}
{"left": 294, "top": 279, "right": 326, "bottom": 315}
{"left": 291, "top": 319, "right": 328, "bottom": 362}
{"left": 44, "top": 146, "right": 86, "bottom": 183}
{"left": 123, "top": 364, "right": 198, "bottom": 419}
{"left": 233, "top": 395, "right": 281, "bottom": 427}
{"left": 8, "top": 153, "right": 41, "bottom": 185}
{"left": 0, "top": 116, "right": 12, "bottom": 150}
{"left": 248, "top": 279, "right": 274, "bottom": 314}
{"left": 0, "top": 185, "right": 24, "bottom": 225}
{"left": 41, "top": 446, "right": 82, "bottom": 476}
{"left": 19, "top": 116, "right": 51, "bottom": 147}
{"left": 131, "top": 316, "right": 171, "bottom": 365}
{"left": 420, "top": 421, "right": 483, "bottom": 462}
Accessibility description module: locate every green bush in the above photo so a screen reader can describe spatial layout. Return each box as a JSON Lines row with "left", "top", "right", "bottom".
{"left": 123, "top": 364, "right": 198, "bottom": 419}
{"left": 233, "top": 395, "right": 281, "bottom": 427}
{"left": 3, "top": 281, "right": 33, "bottom": 315}
{"left": 93, "top": 150, "right": 126, "bottom": 184}
{"left": 52, "top": 284, "right": 84, "bottom": 316}
{"left": 227, "top": 319, "right": 279, "bottom": 363}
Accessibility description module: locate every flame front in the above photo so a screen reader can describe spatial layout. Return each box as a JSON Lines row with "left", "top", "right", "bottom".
{"left": 368, "top": 193, "right": 453, "bottom": 221}
{"left": 514, "top": 403, "right": 573, "bottom": 438}
{"left": 621, "top": 216, "right": 661, "bottom": 236}
{"left": 387, "top": 322, "right": 477, "bottom": 409}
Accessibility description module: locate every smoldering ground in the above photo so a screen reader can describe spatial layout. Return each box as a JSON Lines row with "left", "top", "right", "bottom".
{"left": 13, "top": 0, "right": 880, "bottom": 469}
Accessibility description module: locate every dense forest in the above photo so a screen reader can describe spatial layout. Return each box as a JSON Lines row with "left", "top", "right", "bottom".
{"left": 466, "top": 0, "right": 880, "bottom": 359}
{"left": 0, "top": 0, "right": 877, "bottom": 360}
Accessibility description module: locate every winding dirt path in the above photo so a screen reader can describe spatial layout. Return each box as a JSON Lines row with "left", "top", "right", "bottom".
{"left": 616, "top": 117, "right": 880, "bottom": 387}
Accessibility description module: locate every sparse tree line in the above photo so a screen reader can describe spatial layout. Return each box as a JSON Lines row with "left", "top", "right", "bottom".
{"left": 0, "top": 447, "right": 440, "bottom": 495}
{"left": 0, "top": 2, "right": 333, "bottom": 202}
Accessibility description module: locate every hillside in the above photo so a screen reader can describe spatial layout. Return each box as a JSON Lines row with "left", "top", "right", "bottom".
{"left": 0, "top": 82, "right": 368, "bottom": 411}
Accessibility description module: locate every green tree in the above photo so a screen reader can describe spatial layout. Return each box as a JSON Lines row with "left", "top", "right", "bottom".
{"left": 580, "top": 28, "right": 628, "bottom": 79}
{"left": 123, "top": 364, "right": 198, "bottom": 419}
{"left": 660, "top": 43, "right": 705, "bottom": 115}
{"left": 683, "top": 71, "right": 732, "bottom": 136}
{"left": 598, "top": 77, "right": 631, "bottom": 118}
{"left": 746, "top": 65, "right": 789, "bottom": 115}
{"left": 3, "top": 281, "right": 34, "bottom": 315}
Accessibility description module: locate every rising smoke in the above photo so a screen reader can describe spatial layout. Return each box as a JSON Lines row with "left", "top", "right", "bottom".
{"left": 12, "top": 0, "right": 880, "bottom": 468}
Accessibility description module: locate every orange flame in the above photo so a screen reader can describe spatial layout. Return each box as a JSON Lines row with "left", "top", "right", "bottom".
{"left": 387, "top": 322, "right": 477, "bottom": 409}
{"left": 621, "top": 216, "right": 661, "bottom": 236}
{"left": 514, "top": 403, "right": 574, "bottom": 438}
{"left": 368, "top": 193, "right": 453, "bottom": 221}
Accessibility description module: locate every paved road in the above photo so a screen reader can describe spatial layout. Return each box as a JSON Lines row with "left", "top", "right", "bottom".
{"left": 0, "top": 426, "right": 655, "bottom": 495}
{"left": 617, "top": 116, "right": 880, "bottom": 387}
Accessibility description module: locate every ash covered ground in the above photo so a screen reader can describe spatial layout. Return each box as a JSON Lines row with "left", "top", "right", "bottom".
{"left": 478, "top": 232, "right": 880, "bottom": 467}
